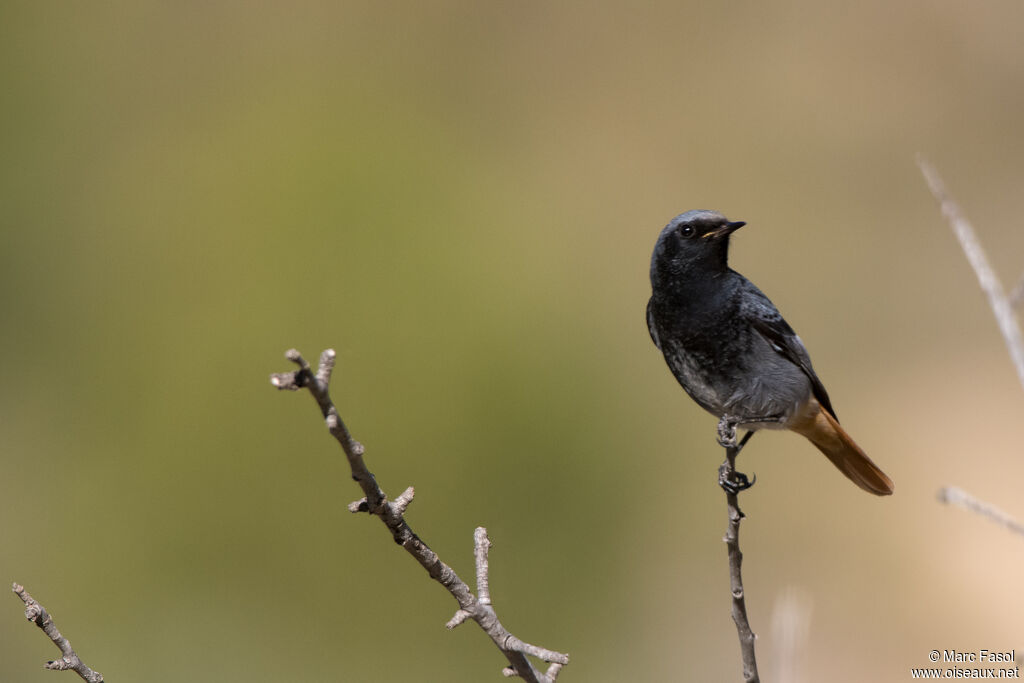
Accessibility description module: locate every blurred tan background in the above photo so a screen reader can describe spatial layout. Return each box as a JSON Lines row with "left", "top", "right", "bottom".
{"left": 2, "top": 1, "right": 1023, "bottom": 681}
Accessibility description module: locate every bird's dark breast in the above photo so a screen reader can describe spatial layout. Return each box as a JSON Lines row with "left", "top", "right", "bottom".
{"left": 657, "top": 306, "right": 751, "bottom": 412}
{"left": 651, "top": 296, "right": 809, "bottom": 422}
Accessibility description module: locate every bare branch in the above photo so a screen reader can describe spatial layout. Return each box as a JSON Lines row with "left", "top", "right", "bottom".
{"left": 11, "top": 584, "right": 104, "bottom": 683}
{"left": 918, "top": 157, "right": 1024, "bottom": 392}
{"left": 716, "top": 421, "right": 760, "bottom": 682}
{"left": 919, "top": 159, "right": 1024, "bottom": 541}
{"left": 720, "top": 449, "right": 760, "bottom": 682}
{"left": 272, "top": 349, "right": 568, "bottom": 682}
{"left": 938, "top": 486, "right": 1024, "bottom": 538}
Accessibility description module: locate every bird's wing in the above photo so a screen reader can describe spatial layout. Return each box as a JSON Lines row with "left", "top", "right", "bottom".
{"left": 646, "top": 298, "right": 662, "bottom": 350}
{"left": 738, "top": 281, "right": 838, "bottom": 420}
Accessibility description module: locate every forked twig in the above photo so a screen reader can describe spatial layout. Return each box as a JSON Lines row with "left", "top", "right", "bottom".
{"left": 919, "top": 158, "right": 1024, "bottom": 540}
{"left": 11, "top": 584, "right": 104, "bottom": 683}
{"left": 271, "top": 349, "right": 568, "bottom": 682}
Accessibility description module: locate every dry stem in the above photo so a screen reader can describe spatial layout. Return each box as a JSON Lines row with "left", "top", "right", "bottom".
{"left": 716, "top": 421, "right": 760, "bottom": 683}
{"left": 271, "top": 349, "right": 568, "bottom": 682}
{"left": 938, "top": 486, "right": 1024, "bottom": 538}
{"left": 918, "top": 157, "right": 1024, "bottom": 391}
{"left": 721, "top": 448, "right": 760, "bottom": 683}
{"left": 11, "top": 584, "right": 104, "bottom": 683}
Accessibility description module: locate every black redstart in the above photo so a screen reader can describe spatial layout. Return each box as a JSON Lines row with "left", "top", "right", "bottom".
{"left": 646, "top": 210, "right": 893, "bottom": 495}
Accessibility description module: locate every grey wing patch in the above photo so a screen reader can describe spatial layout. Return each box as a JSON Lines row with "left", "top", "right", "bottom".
{"left": 739, "top": 283, "right": 838, "bottom": 420}
{"left": 646, "top": 298, "right": 662, "bottom": 350}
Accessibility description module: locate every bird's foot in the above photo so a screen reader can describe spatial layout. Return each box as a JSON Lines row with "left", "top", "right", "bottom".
{"left": 716, "top": 417, "right": 739, "bottom": 449}
{"left": 718, "top": 462, "right": 756, "bottom": 495}
{"left": 718, "top": 414, "right": 782, "bottom": 450}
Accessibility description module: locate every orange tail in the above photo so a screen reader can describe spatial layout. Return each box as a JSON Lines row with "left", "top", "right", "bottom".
{"left": 791, "top": 403, "right": 894, "bottom": 496}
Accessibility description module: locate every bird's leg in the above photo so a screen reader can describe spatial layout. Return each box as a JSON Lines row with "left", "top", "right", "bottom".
{"left": 717, "top": 417, "right": 755, "bottom": 494}
{"left": 717, "top": 416, "right": 761, "bottom": 494}
{"left": 716, "top": 417, "right": 740, "bottom": 449}
{"left": 736, "top": 429, "right": 755, "bottom": 453}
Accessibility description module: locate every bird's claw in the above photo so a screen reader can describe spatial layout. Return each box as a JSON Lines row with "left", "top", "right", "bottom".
{"left": 718, "top": 463, "right": 756, "bottom": 495}
{"left": 716, "top": 418, "right": 738, "bottom": 449}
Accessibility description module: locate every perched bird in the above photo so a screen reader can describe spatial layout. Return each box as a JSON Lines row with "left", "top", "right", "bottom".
{"left": 646, "top": 210, "right": 893, "bottom": 495}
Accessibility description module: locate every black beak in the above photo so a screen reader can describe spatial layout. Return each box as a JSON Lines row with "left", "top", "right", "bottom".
{"left": 704, "top": 221, "right": 746, "bottom": 239}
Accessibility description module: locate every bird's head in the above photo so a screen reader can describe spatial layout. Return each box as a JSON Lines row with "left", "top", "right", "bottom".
{"left": 649, "top": 210, "right": 746, "bottom": 287}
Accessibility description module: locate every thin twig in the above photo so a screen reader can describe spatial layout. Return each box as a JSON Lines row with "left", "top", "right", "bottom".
{"left": 11, "top": 584, "right": 104, "bottom": 683}
{"left": 715, "top": 420, "right": 760, "bottom": 683}
{"left": 721, "top": 448, "right": 759, "bottom": 683}
{"left": 918, "top": 157, "right": 1024, "bottom": 392}
{"left": 919, "top": 159, "right": 1024, "bottom": 541}
{"left": 271, "top": 349, "right": 568, "bottom": 682}
{"left": 938, "top": 486, "right": 1024, "bottom": 538}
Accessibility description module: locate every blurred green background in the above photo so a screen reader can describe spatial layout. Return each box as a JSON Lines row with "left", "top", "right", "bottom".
{"left": 3, "top": 2, "right": 1023, "bottom": 681}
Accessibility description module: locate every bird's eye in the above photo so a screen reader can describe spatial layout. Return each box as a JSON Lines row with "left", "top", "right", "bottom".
{"left": 679, "top": 225, "right": 696, "bottom": 238}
